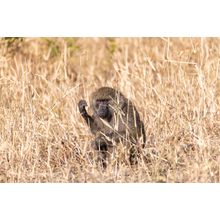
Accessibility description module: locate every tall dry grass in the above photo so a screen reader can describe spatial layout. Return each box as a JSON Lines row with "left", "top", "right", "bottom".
{"left": 0, "top": 37, "right": 220, "bottom": 182}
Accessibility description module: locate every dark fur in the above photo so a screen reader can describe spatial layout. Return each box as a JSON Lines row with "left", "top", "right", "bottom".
{"left": 78, "top": 87, "right": 146, "bottom": 168}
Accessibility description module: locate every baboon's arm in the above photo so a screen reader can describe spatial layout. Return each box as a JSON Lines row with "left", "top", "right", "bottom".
{"left": 78, "top": 100, "right": 100, "bottom": 134}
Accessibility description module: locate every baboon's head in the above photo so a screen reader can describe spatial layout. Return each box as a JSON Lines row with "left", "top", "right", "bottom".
{"left": 90, "top": 87, "right": 126, "bottom": 120}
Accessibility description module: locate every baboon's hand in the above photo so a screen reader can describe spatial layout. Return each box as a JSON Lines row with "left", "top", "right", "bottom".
{"left": 78, "top": 100, "right": 88, "bottom": 113}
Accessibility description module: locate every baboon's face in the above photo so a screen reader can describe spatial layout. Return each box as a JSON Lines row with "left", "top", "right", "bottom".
{"left": 94, "top": 99, "right": 112, "bottom": 119}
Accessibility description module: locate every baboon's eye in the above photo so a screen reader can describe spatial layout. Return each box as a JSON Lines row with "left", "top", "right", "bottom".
{"left": 101, "top": 99, "right": 110, "bottom": 105}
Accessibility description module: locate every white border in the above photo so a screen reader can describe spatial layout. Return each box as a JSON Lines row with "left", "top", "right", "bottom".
{"left": 0, "top": 0, "right": 220, "bottom": 36}
{"left": 0, "top": 184, "right": 219, "bottom": 220}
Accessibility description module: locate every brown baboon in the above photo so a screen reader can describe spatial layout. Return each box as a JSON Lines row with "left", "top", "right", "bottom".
{"left": 78, "top": 87, "right": 146, "bottom": 168}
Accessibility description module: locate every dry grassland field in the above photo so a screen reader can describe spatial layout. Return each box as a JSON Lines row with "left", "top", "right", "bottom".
{"left": 1, "top": 37, "right": 220, "bottom": 183}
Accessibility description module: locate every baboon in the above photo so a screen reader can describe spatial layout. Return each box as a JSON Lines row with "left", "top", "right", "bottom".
{"left": 78, "top": 87, "right": 146, "bottom": 168}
